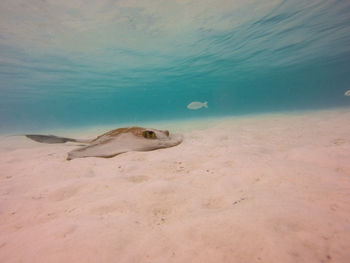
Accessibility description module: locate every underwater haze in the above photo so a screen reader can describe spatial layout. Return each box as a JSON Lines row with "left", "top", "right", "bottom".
{"left": 0, "top": 0, "right": 350, "bottom": 132}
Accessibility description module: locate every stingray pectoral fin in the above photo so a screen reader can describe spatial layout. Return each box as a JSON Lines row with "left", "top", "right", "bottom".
{"left": 66, "top": 138, "right": 129, "bottom": 160}
{"left": 67, "top": 150, "right": 123, "bottom": 160}
{"left": 26, "top": 134, "right": 77, "bottom": 144}
{"left": 66, "top": 133, "right": 183, "bottom": 160}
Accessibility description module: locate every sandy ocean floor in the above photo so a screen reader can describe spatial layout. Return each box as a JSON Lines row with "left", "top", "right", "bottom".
{"left": 0, "top": 108, "right": 350, "bottom": 263}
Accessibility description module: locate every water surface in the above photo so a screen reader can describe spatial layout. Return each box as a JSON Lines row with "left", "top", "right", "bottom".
{"left": 0, "top": 0, "right": 350, "bottom": 132}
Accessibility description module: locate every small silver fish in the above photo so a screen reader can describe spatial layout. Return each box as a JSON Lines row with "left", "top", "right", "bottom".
{"left": 187, "top": 101, "right": 208, "bottom": 110}
{"left": 344, "top": 90, "right": 350, "bottom": 96}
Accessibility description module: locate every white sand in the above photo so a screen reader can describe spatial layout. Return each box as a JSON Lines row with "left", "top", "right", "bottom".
{"left": 0, "top": 108, "right": 350, "bottom": 263}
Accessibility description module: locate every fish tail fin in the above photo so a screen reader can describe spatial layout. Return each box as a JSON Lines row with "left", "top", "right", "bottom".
{"left": 203, "top": 101, "right": 208, "bottom": 108}
{"left": 25, "top": 134, "right": 79, "bottom": 144}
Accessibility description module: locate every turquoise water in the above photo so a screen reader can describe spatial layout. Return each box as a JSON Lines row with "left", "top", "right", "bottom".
{"left": 0, "top": 0, "right": 350, "bottom": 132}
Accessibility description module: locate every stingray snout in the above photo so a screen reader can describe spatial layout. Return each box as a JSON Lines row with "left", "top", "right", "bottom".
{"left": 160, "top": 133, "right": 183, "bottom": 146}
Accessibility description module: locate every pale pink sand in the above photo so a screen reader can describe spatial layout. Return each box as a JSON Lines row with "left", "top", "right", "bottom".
{"left": 1, "top": 108, "right": 350, "bottom": 263}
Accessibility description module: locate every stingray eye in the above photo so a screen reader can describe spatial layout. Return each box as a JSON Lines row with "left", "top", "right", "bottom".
{"left": 164, "top": 130, "right": 170, "bottom": 136}
{"left": 143, "top": 130, "right": 157, "bottom": 139}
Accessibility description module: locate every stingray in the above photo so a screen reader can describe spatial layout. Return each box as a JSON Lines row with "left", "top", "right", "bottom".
{"left": 25, "top": 127, "right": 183, "bottom": 160}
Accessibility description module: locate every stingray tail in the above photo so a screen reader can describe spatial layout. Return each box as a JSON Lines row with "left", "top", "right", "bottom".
{"left": 25, "top": 134, "right": 90, "bottom": 144}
